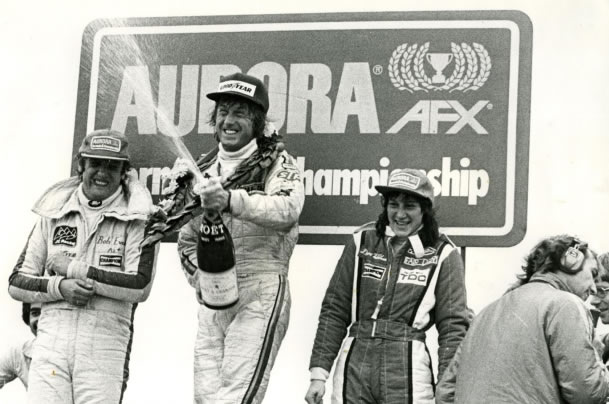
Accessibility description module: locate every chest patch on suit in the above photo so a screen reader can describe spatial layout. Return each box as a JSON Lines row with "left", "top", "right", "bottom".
{"left": 99, "top": 255, "right": 123, "bottom": 267}
{"left": 362, "top": 263, "right": 385, "bottom": 280}
{"left": 397, "top": 267, "right": 430, "bottom": 286}
{"left": 52, "top": 226, "right": 77, "bottom": 247}
{"left": 276, "top": 170, "right": 300, "bottom": 181}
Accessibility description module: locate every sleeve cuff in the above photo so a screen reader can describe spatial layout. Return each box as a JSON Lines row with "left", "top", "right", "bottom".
{"left": 310, "top": 367, "right": 330, "bottom": 381}
{"left": 67, "top": 260, "right": 89, "bottom": 280}
{"left": 229, "top": 189, "right": 248, "bottom": 217}
{"left": 49, "top": 275, "right": 66, "bottom": 300}
{"left": 223, "top": 190, "right": 232, "bottom": 213}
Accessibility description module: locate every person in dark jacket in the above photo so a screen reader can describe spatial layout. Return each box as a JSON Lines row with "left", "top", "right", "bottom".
{"left": 305, "top": 168, "right": 469, "bottom": 404}
{"left": 436, "top": 235, "right": 609, "bottom": 404}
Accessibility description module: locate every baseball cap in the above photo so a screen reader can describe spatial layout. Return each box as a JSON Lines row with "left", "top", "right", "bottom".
{"left": 206, "top": 72, "right": 269, "bottom": 113}
{"left": 79, "top": 129, "right": 130, "bottom": 161}
{"left": 375, "top": 168, "right": 435, "bottom": 206}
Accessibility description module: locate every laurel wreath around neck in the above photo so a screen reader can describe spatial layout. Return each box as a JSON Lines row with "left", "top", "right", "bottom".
{"left": 141, "top": 133, "right": 285, "bottom": 247}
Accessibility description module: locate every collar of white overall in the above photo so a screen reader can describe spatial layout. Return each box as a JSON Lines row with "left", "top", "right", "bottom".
{"left": 77, "top": 184, "right": 122, "bottom": 210}
{"left": 216, "top": 139, "right": 258, "bottom": 179}
{"left": 77, "top": 184, "right": 123, "bottom": 231}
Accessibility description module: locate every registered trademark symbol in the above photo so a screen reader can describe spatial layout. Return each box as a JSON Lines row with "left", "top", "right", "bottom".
{"left": 487, "top": 103, "right": 493, "bottom": 110}
{"left": 372, "top": 65, "right": 383, "bottom": 75}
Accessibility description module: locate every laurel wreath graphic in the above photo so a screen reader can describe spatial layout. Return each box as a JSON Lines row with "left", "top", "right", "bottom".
{"left": 389, "top": 43, "right": 426, "bottom": 92}
{"left": 388, "top": 42, "right": 491, "bottom": 92}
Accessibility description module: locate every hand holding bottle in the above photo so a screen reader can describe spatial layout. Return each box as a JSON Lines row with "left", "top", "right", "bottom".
{"left": 194, "top": 176, "right": 230, "bottom": 212}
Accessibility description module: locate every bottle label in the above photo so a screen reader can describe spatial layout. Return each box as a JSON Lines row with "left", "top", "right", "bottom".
{"left": 199, "top": 266, "right": 239, "bottom": 308}
{"left": 200, "top": 220, "right": 226, "bottom": 242}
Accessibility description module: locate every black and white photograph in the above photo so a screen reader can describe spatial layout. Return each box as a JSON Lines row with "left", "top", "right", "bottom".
{"left": 1, "top": 0, "right": 608, "bottom": 403}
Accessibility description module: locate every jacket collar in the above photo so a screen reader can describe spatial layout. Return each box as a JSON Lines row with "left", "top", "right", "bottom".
{"left": 529, "top": 271, "right": 576, "bottom": 295}
{"left": 385, "top": 225, "right": 425, "bottom": 258}
{"left": 32, "top": 169, "right": 154, "bottom": 221}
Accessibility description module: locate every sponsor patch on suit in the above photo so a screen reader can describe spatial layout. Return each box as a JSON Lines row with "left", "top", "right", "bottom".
{"left": 99, "top": 255, "right": 123, "bottom": 267}
{"left": 397, "top": 267, "right": 430, "bottom": 286}
{"left": 52, "top": 226, "right": 77, "bottom": 247}
{"left": 362, "top": 263, "right": 385, "bottom": 280}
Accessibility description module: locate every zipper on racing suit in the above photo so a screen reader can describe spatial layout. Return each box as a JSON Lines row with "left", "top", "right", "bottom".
{"left": 371, "top": 236, "right": 399, "bottom": 337}
{"left": 371, "top": 297, "right": 383, "bottom": 337}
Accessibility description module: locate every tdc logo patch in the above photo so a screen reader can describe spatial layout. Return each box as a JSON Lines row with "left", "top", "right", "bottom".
{"left": 53, "top": 226, "right": 77, "bottom": 247}
{"left": 397, "top": 267, "right": 430, "bottom": 286}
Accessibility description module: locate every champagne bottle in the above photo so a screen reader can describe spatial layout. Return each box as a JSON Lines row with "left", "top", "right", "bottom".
{"left": 196, "top": 211, "right": 239, "bottom": 309}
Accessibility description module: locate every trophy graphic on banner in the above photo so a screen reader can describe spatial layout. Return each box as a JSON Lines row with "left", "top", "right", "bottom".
{"left": 425, "top": 53, "right": 454, "bottom": 84}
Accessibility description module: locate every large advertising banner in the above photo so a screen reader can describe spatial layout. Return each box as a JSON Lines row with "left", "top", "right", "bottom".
{"left": 73, "top": 11, "right": 532, "bottom": 246}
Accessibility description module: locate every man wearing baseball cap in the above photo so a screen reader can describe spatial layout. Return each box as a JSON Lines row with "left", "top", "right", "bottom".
{"left": 176, "top": 72, "right": 304, "bottom": 403}
{"left": 306, "top": 168, "right": 469, "bottom": 404}
{"left": 9, "top": 128, "right": 158, "bottom": 403}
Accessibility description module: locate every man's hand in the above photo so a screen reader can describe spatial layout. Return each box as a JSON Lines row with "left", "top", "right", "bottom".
{"left": 305, "top": 380, "right": 325, "bottom": 404}
{"left": 46, "top": 253, "right": 72, "bottom": 276}
{"left": 195, "top": 177, "right": 230, "bottom": 212}
{"left": 59, "top": 279, "right": 95, "bottom": 306}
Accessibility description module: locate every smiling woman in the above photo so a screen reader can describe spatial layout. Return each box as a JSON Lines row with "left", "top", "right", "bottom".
{"left": 305, "top": 168, "right": 469, "bottom": 404}
{"left": 385, "top": 194, "right": 424, "bottom": 237}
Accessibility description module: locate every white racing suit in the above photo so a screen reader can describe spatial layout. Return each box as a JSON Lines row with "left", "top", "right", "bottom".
{"left": 178, "top": 150, "right": 304, "bottom": 404}
{"left": 0, "top": 338, "right": 33, "bottom": 389}
{"left": 8, "top": 174, "right": 158, "bottom": 404}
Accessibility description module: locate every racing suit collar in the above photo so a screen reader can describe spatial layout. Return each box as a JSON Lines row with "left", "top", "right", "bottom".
{"left": 218, "top": 138, "right": 258, "bottom": 159}
{"left": 32, "top": 169, "right": 154, "bottom": 221}
{"left": 385, "top": 224, "right": 425, "bottom": 258}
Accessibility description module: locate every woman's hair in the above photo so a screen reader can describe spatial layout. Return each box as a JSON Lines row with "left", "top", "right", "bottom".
{"left": 511, "top": 234, "right": 594, "bottom": 288}
{"left": 374, "top": 191, "right": 439, "bottom": 247}
{"left": 208, "top": 95, "right": 268, "bottom": 145}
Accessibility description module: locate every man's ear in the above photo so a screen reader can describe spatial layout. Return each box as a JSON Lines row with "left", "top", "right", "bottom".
{"left": 380, "top": 194, "right": 386, "bottom": 207}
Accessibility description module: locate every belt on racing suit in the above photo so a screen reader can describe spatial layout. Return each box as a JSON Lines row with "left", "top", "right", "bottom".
{"left": 348, "top": 319, "right": 426, "bottom": 342}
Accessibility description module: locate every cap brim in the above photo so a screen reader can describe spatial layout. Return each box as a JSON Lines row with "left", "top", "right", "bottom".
{"left": 375, "top": 185, "right": 412, "bottom": 195}
{"left": 206, "top": 91, "right": 265, "bottom": 110}
{"left": 206, "top": 91, "right": 224, "bottom": 102}
{"left": 375, "top": 186, "right": 429, "bottom": 201}
{"left": 80, "top": 152, "right": 129, "bottom": 161}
